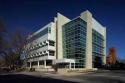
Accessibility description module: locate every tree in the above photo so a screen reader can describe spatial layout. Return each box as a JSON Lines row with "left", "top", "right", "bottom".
{"left": 0, "top": 19, "right": 29, "bottom": 70}
{"left": 9, "top": 30, "right": 27, "bottom": 69}
{"left": 0, "top": 19, "right": 9, "bottom": 66}
{"left": 0, "top": 19, "right": 6, "bottom": 56}
{"left": 107, "top": 47, "right": 116, "bottom": 65}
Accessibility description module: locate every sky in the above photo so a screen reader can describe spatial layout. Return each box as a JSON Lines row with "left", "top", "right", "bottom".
{"left": 0, "top": 0, "right": 125, "bottom": 59}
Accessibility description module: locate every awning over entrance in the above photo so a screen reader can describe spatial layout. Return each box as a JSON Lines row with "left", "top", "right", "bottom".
{"left": 54, "top": 59, "right": 75, "bottom": 64}
{"left": 54, "top": 59, "right": 75, "bottom": 69}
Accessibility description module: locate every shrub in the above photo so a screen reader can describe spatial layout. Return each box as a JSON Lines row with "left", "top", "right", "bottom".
{"left": 29, "top": 68, "right": 35, "bottom": 72}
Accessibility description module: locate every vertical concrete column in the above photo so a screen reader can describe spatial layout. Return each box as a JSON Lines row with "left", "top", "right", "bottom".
{"left": 74, "top": 63, "right": 75, "bottom": 69}
{"left": 69, "top": 62, "right": 71, "bottom": 69}
{"left": 30, "top": 62, "right": 32, "bottom": 68}
{"left": 48, "top": 50, "right": 49, "bottom": 57}
{"left": 57, "top": 13, "right": 70, "bottom": 59}
{"left": 80, "top": 10, "right": 93, "bottom": 69}
{"left": 102, "top": 27, "right": 106, "bottom": 65}
{"left": 44, "top": 60, "right": 46, "bottom": 68}
{"left": 37, "top": 61, "right": 39, "bottom": 68}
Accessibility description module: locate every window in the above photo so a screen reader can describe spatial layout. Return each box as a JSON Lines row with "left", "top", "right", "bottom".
{"left": 49, "top": 40, "right": 55, "bottom": 46}
{"left": 40, "top": 52, "right": 42, "bottom": 54}
{"left": 92, "top": 29, "right": 104, "bottom": 55}
{"left": 40, "top": 43, "right": 42, "bottom": 45}
{"left": 29, "top": 28, "right": 48, "bottom": 42}
{"left": 48, "top": 27, "right": 51, "bottom": 33}
{"left": 49, "top": 50, "right": 55, "bottom": 56}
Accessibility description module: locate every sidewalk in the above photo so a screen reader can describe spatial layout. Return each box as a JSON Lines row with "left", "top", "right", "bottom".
{"left": 2, "top": 71, "right": 125, "bottom": 83}
{"left": 18, "top": 71, "right": 84, "bottom": 82}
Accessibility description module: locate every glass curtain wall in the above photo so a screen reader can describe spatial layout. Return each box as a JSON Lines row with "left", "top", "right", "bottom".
{"left": 62, "top": 18, "right": 87, "bottom": 68}
{"left": 92, "top": 29, "right": 104, "bottom": 68}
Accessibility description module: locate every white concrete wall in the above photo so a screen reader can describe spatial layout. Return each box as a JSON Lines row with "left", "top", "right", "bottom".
{"left": 92, "top": 18, "right": 105, "bottom": 36}
{"left": 56, "top": 13, "right": 71, "bottom": 59}
{"left": 28, "top": 56, "right": 56, "bottom": 62}
{"left": 80, "top": 10, "right": 93, "bottom": 69}
{"left": 25, "top": 22, "right": 56, "bottom": 60}
{"left": 103, "top": 27, "right": 106, "bottom": 64}
{"left": 48, "top": 22, "right": 56, "bottom": 41}
{"left": 80, "top": 10, "right": 106, "bottom": 68}
{"left": 31, "top": 22, "right": 52, "bottom": 37}
{"left": 29, "top": 46, "right": 48, "bottom": 55}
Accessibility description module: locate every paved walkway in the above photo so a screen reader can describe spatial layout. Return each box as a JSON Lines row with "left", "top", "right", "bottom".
{"left": 0, "top": 72, "right": 76, "bottom": 83}
{"left": 1, "top": 70, "right": 125, "bottom": 83}
{"left": 22, "top": 70, "right": 125, "bottom": 83}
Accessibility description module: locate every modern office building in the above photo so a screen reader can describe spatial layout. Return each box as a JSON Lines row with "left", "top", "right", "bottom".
{"left": 24, "top": 10, "right": 106, "bottom": 70}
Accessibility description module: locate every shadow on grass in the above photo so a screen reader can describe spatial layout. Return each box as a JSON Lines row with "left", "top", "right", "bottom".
{"left": 0, "top": 74, "right": 76, "bottom": 83}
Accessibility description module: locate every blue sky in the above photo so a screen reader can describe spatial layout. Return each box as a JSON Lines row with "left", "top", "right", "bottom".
{"left": 0, "top": 0, "right": 125, "bottom": 59}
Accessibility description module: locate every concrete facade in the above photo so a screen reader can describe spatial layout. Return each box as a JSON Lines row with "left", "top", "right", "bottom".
{"left": 56, "top": 13, "right": 70, "bottom": 59}
{"left": 24, "top": 10, "right": 106, "bottom": 70}
{"left": 80, "top": 10, "right": 93, "bottom": 69}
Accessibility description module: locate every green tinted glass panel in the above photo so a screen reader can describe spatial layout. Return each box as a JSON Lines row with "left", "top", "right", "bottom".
{"left": 62, "top": 17, "right": 87, "bottom": 68}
